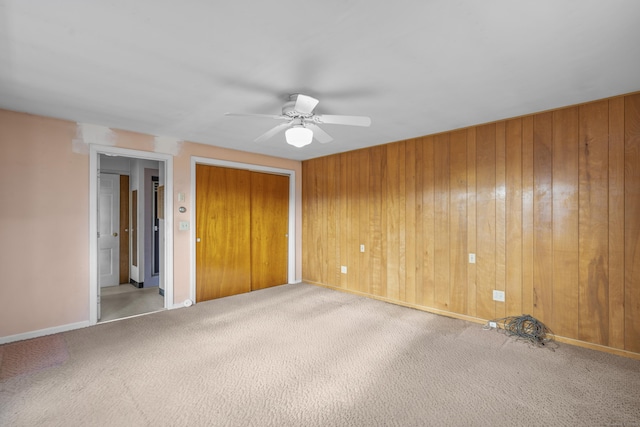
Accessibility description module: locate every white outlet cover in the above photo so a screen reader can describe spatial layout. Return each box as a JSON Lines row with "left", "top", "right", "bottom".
{"left": 469, "top": 253, "right": 476, "bottom": 264}
{"left": 179, "top": 221, "right": 189, "bottom": 231}
{"left": 341, "top": 266, "right": 347, "bottom": 274}
{"left": 493, "top": 290, "right": 505, "bottom": 302}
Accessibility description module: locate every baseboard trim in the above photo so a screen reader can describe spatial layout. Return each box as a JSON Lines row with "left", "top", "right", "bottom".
{"left": 305, "top": 281, "right": 640, "bottom": 361}
{"left": 130, "top": 279, "right": 143, "bottom": 288}
{"left": 0, "top": 320, "right": 92, "bottom": 345}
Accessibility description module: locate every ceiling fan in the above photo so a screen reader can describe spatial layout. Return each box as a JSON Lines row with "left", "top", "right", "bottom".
{"left": 225, "top": 94, "right": 371, "bottom": 147}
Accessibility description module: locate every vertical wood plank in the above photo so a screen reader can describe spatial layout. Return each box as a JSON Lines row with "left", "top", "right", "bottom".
{"left": 346, "top": 151, "right": 360, "bottom": 292}
{"left": 119, "top": 175, "right": 130, "bottom": 285}
{"left": 386, "top": 142, "right": 402, "bottom": 301}
{"left": 317, "top": 157, "right": 328, "bottom": 285}
{"left": 434, "top": 133, "right": 451, "bottom": 310}
{"left": 369, "top": 145, "right": 387, "bottom": 297}
{"left": 552, "top": 107, "right": 579, "bottom": 339}
{"left": 578, "top": 100, "right": 610, "bottom": 345}
{"left": 608, "top": 97, "right": 625, "bottom": 349}
{"left": 533, "top": 112, "right": 554, "bottom": 324}
{"left": 505, "top": 118, "right": 523, "bottom": 316}
{"left": 398, "top": 142, "right": 407, "bottom": 302}
{"left": 522, "top": 116, "right": 535, "bottom": 315}
{"left": 301, "top": 160, "right": 316, "bottom": 282}
{"left": 405, "top": 139, "right": 417, "bottom": 305}
{"left": 339, "top": 153, "right": 349, "bottom": 289}
{"left": 415, "top": 138, "right": 425, "bottom": 306}
{"left": 476, "top": 124, "right": 496, "bottom": 320}
{"left": 358, "top": 149, "right": 371, "bottom": 295}
{"left": 131, "top": 186, "right": 137, "bottom": 267}
{"left": 467, "top": 128, "right": 477, "bottom": 317}
{"left": 495, "top": 122, "right": 507, "bottom": 319}
{"left": 422, "top": 136, "right": 436, "bottom": 307}
{"left": 326, "top": 156, "right": 338, "bottom": 287}
{"left": 449, "top": 130, "right": 468, "bottom": 315}
{"left": 625, "top": 93, "right": 640, "bottom": 353}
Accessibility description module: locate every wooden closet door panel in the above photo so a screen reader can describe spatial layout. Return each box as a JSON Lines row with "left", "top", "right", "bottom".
{"left": 196, "top": 164, "right": 251, "bottom": 302}
{"left": 251, "top": 171, "right": 289, "bottom": 290}
{"left": 119, "top": 175, "right": 130, "bottom": 284}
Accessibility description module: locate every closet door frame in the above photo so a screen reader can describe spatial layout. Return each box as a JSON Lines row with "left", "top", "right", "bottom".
{"left": 190, "top": 156, "right": 297, "bottom": 304}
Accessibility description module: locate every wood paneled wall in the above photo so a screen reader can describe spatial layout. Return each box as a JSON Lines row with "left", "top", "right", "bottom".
{"left": 302, "top": 92, "right": 640, "bottom": 355}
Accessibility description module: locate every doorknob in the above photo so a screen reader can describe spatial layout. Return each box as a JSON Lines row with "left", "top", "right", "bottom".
{"left": 113, "top": 232, "right": 118, "bottom": 237}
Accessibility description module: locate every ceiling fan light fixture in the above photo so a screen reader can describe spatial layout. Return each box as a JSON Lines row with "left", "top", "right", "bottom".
{"left": 227, "top": 93, "right": 369, "bottom": 146}
{"left": 285, "top": 126, "right": 313, "bottom": 147}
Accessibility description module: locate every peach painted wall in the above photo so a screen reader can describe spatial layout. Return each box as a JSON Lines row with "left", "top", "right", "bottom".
{"left": 0, "top": 111, "right": 89, "bottom": 336}
{"left": 0, "top": 109, "right": 302, "bottom": 339}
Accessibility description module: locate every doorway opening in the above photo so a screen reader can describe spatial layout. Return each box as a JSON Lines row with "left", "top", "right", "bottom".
{"left": 90, "top": 146, "right": 174, "bottom": 324}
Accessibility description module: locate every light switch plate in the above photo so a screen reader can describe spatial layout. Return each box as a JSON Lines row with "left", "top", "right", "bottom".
{"left": 469, "top": 253, "right": 476, "bottom": 264}
{"left": 179, "top": 221, "right": 189, "bottom": 231}
{"left": 341, "top": 266, "right": 347, "bottom": 274}
{"left": 493, "top": 290, "right": 505, "bottom": 302}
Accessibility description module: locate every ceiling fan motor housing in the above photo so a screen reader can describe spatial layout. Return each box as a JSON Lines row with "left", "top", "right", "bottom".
{"left": 282, "top": 95, "right": 313, "bottom": 119}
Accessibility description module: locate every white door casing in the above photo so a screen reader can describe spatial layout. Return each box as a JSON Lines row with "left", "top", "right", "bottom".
{"left": 89, "top": 145, "right": 174, "bottom": 325}
{"left": 98, "top": 173, "right": 120, "bottom": 288}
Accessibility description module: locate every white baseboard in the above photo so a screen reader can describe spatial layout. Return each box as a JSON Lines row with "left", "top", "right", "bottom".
{"left": 0, "top": 320, "right": 93, "bottom": 345}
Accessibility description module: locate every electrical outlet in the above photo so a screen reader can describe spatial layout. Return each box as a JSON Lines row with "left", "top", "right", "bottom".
{"left": 489, "top": 321, "right": 497, "bottom": 329}
{"left": 492, "top": 290, "right": 505, "bottom": 302}
{"left": 360, "top": 244, "right": 365, "bottom": 253}
{"left": 340, "top": 266, "right": 347, "bottom": 274}
{"left": 179, "top": 221, "right": 189, "bottom": 231}
{"left": 469, "top": 253, "right": 476, "bottom": 264}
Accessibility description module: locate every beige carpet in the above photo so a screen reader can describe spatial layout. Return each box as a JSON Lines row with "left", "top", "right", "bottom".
{"left": 1, "top": 283, "right": 639, "bottom": 426}
{"left": 0, "top": 334, "right": 68, "bottom": 381}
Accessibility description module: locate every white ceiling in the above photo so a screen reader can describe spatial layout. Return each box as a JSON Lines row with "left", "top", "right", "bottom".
{"left": 1, "top": 1, "right": 639, "bottom": 161}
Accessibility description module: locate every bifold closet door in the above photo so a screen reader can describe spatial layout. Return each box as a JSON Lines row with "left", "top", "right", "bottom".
{"left": 196, "top": 164, "right": 251, "bottom": 302}
{"left": 196, "top": 165, "right": 289, "bottom": 303}
{"left": 250, "top": 171, "right": 289, "bottom": 291}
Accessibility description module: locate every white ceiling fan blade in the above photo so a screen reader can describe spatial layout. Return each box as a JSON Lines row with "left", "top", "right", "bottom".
{"left": 307, "top": 124, "right": 333, "bottom": 144}
{"left": 294, "top": 94, "right": 319, "bottom": 114}
{"left": 254, "top": 122, "right": 291, "bottom": 143}
{"left": 316, "top": 114, "right": 371, "bottom": 127}
{"left": 225, "top": 112, "right": 288, "bottom": 120}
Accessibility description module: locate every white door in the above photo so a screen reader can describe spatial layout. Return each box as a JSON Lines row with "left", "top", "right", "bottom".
{"left": 98, "top": 173, "right": 120, "bottom": 288}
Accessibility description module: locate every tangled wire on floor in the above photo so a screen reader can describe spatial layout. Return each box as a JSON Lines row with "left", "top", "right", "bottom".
{"left": 484, "top": 314, "right": 556, "bottom": 350}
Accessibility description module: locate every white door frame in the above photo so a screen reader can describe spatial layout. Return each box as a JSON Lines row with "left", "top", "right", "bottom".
{"left": 190, "top": 156, "right": 296, "bottom": 304}
{"left": 89, "top": 145, "right": 174, "bottom": 324}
